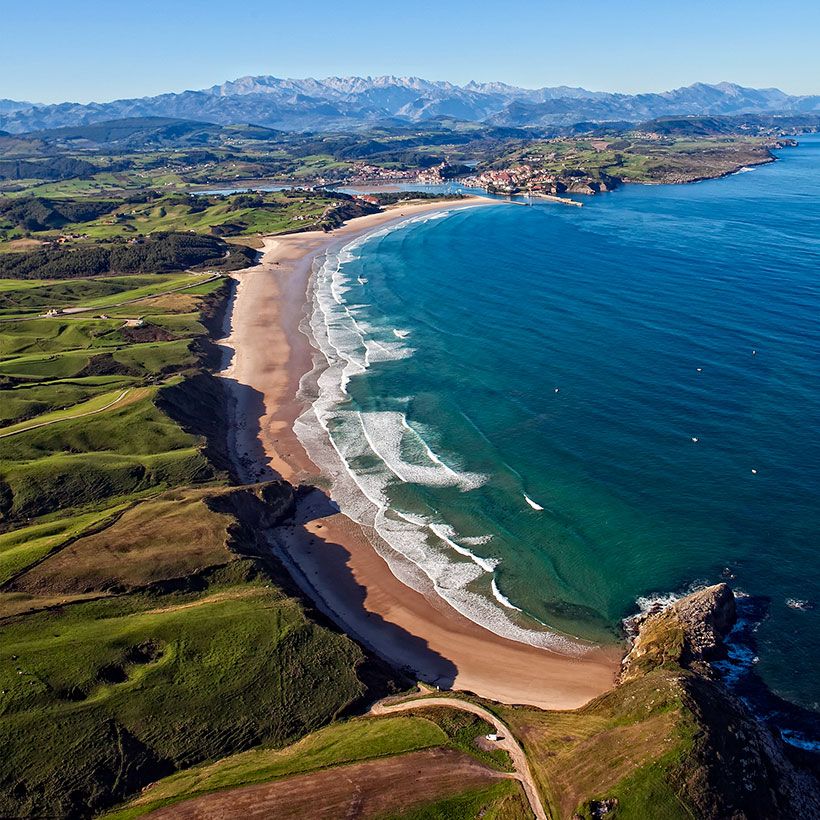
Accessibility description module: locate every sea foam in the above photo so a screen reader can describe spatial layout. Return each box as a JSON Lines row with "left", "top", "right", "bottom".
{"left": 294, "top": 216, "right": 588, "bottom": 656}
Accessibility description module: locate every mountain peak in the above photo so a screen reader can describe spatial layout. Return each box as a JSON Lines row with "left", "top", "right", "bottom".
{"left": 1, "top": 76, "right": 817, "bottom": 135}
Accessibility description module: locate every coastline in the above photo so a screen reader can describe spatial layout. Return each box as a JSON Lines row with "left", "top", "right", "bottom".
{"left": 220, "top": 197, "right": 622, "bottom": 710}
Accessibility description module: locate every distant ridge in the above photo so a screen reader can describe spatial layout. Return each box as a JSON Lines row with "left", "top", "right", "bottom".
{"left": 2, "top": 76, "right": 820, "bottom": 134}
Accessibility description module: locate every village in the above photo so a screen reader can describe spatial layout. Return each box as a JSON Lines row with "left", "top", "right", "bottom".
{"left": 340, "top": 158, "right": 616, "bottom": 199}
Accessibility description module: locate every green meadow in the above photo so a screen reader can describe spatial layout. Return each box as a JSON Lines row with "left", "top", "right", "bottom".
{"left": 0, "top": 258, "right": 535, "bottom": 820}
{"left": 0, "top": 268, "right": 384, "bottom": 817}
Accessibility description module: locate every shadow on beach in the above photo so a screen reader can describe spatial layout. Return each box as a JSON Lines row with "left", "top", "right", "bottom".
{"left": 272, "top": 485, "right": 459, "bottom": 691}
{"left": 215, "top": 371, "right": 458, "bottom": 691}
{"left": 220, "top": 378, "right": 279, "bottom": 483}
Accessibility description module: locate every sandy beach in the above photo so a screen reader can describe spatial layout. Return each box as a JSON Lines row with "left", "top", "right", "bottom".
{"left": 220, "top": 198, "right": 622, "bottom": 710}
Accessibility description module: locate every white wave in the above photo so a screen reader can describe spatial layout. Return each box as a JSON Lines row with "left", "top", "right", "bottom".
{"left": 292, "top": 219, "right": 589, "bottom": 657}
{"left": 712, "top": 639, "right": 759, "bottom": 686}
{"left": 785, "top": 598, "right": 815, "bottom": 611}
{"left": 780, "top": 730, "right": 820, "bottom": 752}
{"left": 430, "top": 523, "right": 498, "bottom": 573}
{"left": 399, "top": 415, "right": 462, "bottom": 481}
{"left": 623, "top": 587, "right": 696, "bottom": 640}
{"left": 461, "top": 534, "right": 493, "bottom": 546}
{"left": 309, "top": 244, "right": 414, "bottom": 394}
{"left": 524, "top": 494, "right": 544, "bottom": 511}
{"left": 634, "top": 590, "right": 683, "bottom": 614}
{"left": 393, "top": 328, "right": 411, "bottom": 339}
{"left": 492, "top": 578, "right": 523, "bottom": 611}
{"left": 358, "top": 411, "right": 486, "bottom": 491}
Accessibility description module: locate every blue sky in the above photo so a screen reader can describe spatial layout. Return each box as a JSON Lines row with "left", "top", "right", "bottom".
{"left": 3, "top": 0, "right": 818, "bottom": 103}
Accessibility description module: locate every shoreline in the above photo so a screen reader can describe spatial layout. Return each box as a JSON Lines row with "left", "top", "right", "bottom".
{"left": 220, "top": 197, "right": 622, "bottom": 710}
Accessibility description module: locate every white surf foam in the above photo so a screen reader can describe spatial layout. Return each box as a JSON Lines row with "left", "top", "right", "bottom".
{"left": 358, "top": 411, "right": 486, "bottom": 491}
{"left": 292, "top": 219, "right": 589, "bottom": 657}
{"left": 780, "top": 730, "right": 820, "bottom": 752}
{"left": 429, "top": 523, "right": 498, "bottom": 573}
{"left": 524, "top": 494, "right": 544, "bottom": 511}
{"left": 492, "top": 578, "right": 523, "bottom": 611}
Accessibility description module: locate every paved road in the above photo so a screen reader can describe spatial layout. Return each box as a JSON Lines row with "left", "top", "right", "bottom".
{"left": 0, "top": 389, "right": 130, "bottom": 439}
{"left": 370, "top": 694, "right": 547, "bottom": 820}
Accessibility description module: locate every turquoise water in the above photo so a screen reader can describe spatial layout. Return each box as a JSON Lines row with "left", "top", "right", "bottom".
{"left": 298, "top": 136, "right": 820, "bottom": 711}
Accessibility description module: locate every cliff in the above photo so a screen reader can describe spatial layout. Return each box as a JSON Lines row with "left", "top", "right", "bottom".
{"left": 504, "top": 584, "right": 820, "bottom": 819}
{"left": 621, "top": 584, "right": 820, "bottom": 818}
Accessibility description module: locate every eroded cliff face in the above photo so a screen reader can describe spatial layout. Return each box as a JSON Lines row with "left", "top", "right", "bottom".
{"left": 619, "top": 584, "right": 820, "bottom": 818}
{"left": 622, "top": 583, "right": 736, "bottom": 681}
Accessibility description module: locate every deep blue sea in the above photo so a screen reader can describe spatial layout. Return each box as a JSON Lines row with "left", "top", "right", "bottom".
{"left": 297, "top": 136, "right": 820, "bottom": 718}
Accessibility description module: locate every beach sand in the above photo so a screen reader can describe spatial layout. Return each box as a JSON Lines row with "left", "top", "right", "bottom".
{"left": 220, "top": 198, "right": 622, "bottom": 710}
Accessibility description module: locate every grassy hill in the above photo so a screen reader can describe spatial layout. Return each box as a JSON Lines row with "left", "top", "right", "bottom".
{"left": 0, "top": 267, "right": 396, "bottom": 817}
{"left": 499, "top": 586, "right": 820, "bottom": 819}
{"left": 106, "top": 707, "right": 525, "bottom": 820}
{"left": 0, "top": 191, "right": 379, "bottom": 255}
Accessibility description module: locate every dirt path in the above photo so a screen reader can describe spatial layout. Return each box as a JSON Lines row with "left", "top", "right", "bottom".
{"left": 370, "top": 694, "right": 547, "bottom": 820}
{"left": 142, "top": 587, "right": 262, "bottom": 616}
{"left": 2, "top": 273, "right": 221, "bottom": 323}
{"left": 0, "top": 388, "right": 131, "bottom": 439}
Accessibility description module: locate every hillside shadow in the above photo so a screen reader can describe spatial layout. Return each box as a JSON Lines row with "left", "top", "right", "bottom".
{"left": 214, "top": 369, "right": 457, "bottom": 689}
{"left": 270, "top": 485, "right": 458, "bottom": 691}
{"left": 215, "top": 280, "right": 237, "bottom": 373}
{"left": 219, "top": 379, "right": 279, "bottom": 483}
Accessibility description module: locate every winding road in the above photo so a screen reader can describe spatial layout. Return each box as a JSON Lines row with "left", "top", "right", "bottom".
{"left": 370, "top": 694, "right": 547, "bottom": 820}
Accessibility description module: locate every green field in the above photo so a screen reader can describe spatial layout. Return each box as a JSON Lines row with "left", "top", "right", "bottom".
{"left": 0, "top": 122, "right": 798, "bottom": 818}
{"left": 0, "top": 504, "right": 129, "bottom": 585}
{"left": 0, "top": 268, "right": 388, "bottom": 818}
{"left": 380, "top": 781, "right": 532, "bottom": 820}
{"left": 106, "top": 703, "right": 524, "bottom": 819}
{"left": 0, "top": 190, "right": 372, "bottom": 250}
{"left": 107, "top": 716, "right": 447, "bottom": 818}
{"left": 0, "top": 562, "right": 368, "bottom": 817}
{"left": 491, "top": 135, "right": 774, "bottom": 185}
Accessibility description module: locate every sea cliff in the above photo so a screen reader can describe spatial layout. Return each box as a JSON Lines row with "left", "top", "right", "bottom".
{"left": 619, "top": 584, "right": 820, "bottom": 818}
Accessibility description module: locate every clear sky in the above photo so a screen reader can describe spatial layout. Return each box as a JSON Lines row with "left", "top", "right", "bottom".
{"left": 3, "top": 0, "right": 818, "bottom": 103}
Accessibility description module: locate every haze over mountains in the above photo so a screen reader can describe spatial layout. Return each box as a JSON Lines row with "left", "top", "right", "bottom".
{"left": 2, "top": 75, "right": 820, "bottom": 134}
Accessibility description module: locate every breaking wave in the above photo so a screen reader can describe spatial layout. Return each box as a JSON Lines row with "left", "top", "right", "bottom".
{"left": 294, "top": 214, "right": 588, "bottom": 656}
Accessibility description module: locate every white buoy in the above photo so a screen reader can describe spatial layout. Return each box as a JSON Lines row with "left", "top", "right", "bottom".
{"left": 751, "top": 468, "right": 758, "bottom": 475}
{"left": 696, "top": 368, "right": 702, "bottom": 373}
{"left": 554, "top": 388, "right": 559, "bottom": 393}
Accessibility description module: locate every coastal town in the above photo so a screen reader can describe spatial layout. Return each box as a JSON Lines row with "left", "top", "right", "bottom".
{"left": 337, "top": 158, "right": 616, "bottom": 198}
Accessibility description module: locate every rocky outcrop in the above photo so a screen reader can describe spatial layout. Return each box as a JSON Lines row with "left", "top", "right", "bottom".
{"left": 622, "top": 583, "right": 736, "bottom": 681}
{"left": 669, "top": 583, "right": 736, "bottom": 661}
{"left": 205, "top": 480, "right": 296, "bottom": 557}
{"left": 619, "top": 584, "right": 820, "bottom": 817}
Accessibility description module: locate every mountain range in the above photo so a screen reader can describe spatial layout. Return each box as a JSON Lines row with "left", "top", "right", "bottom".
{"left": 2, "top": 76, "right": 820, "bottom": 134}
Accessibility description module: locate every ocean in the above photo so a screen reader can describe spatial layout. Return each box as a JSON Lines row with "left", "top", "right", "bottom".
{"left": 296, "top": 136, "right": 820, "bottom": 721}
